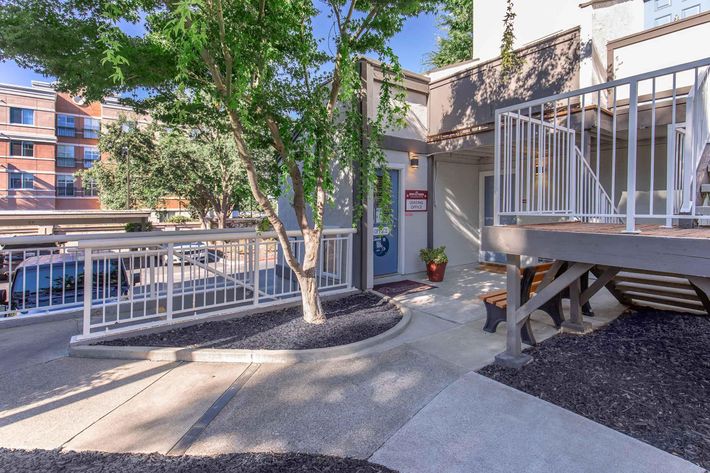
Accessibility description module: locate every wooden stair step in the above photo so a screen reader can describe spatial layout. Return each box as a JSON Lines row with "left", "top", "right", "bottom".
{"left": 614, "top": 275, "right": 694, "bottom": 290}
{"left": 625, "top": 292, "right": 704, "bottom": 311}
{"left": 615, "top": 283, "right": 699, "bottom": 301}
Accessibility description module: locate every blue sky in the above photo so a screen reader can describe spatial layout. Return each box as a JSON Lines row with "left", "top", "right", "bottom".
{"left": 0, "top": 8, "right": 439, "bottom": 88}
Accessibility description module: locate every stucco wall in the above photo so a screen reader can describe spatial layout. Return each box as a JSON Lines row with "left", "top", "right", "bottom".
{"left": 428, "top": 29, "right": 581, "bottom": 136}
{"left": 432, "top": 159, "right": 480, "bottom": 266}
{"left": 611, "top": 19, "right": 710, "bottom": 82}
{"left": 473, "top": 0, "right": 583, "bottom": 63}
{"left": 277, "top": 162, "right": 354, "bottom": 231}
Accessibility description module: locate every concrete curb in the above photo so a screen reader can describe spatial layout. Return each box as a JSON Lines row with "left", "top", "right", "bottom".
{"left": 69, "top": 291, "right": 412, "bottom": 364}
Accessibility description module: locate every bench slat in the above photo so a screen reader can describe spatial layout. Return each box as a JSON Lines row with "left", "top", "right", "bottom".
{"left": 481, "top": 262, "right": 557, "bottom": 310}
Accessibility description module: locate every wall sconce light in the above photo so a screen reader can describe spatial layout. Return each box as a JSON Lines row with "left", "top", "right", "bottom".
{"left": 409, "top": 152, "right": 419, "bottom": 169}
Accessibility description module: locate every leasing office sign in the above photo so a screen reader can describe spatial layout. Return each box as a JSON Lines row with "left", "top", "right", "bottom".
{"left": 405, "top": 190, "right": 428, "bottom": 212}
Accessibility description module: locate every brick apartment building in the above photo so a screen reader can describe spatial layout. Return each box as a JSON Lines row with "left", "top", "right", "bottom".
{"left": 0, "top": 80, "right": 156, "bottom": 212}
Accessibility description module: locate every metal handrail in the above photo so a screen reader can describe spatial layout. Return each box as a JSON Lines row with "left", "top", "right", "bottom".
{"left": 77, "top": 227, "right": 357, "bottom": 249}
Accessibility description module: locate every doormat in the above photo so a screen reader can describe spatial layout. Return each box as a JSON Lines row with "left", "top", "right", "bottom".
{"left": 373, "top": 280, "right": 437, "bottom": 298}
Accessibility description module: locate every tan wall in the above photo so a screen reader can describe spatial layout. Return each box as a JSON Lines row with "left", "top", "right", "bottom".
{"left": 0, "top": 89, "right": 56, "bottom": 136}
{"left": 56, "top": 197, "right": 100, "bottom": 211}
{"left": 428, "top": 29, "right": 581, "bottom": 138}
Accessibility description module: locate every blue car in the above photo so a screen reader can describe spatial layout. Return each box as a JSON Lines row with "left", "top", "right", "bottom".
{"left": 1, "top": 253, "right": 139, "bottom": 313}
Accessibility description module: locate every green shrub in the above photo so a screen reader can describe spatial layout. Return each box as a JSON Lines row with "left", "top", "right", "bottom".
{"left": 125, "top": 221, "right": 153, "bottom": 232}
{"left": 167, "top": 215, "right": 190, "bottom": 224}
{"left": 257, "top": 217, "right": 272, "bottom": 232}
{"left": 419, "top": 246, "right": 448, "bottom": 264}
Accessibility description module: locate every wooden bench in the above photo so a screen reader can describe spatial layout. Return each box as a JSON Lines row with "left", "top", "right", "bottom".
{"left": 480, "top": 262, "right": 565, "bottom": 346}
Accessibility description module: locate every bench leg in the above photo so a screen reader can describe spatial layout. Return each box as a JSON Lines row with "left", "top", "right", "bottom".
{"left": 483, "top": 303, "right": 506, "bottom": 334}
{"left": 485, "top": 302, "right": 537, "bottom": 346}
{"left": 520, "top": 317, "right": 537, "bottom": 346}
{"left": 581, "top": 272, "right": 595, "bottom": 317}
{"left": 540, "top": 296, "right": 565, "bottom": 328}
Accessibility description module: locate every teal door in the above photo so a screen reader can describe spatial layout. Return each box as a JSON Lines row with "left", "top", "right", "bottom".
{"left": 373, "top": 170, "right": 399, "bottom": 276}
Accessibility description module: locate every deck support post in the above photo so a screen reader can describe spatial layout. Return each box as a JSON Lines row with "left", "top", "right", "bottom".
{"left": 494, "top": 254, "right": 532, "bottom": 369}
{"left": 562, "top": 276, "right": 593, "bottom": 334}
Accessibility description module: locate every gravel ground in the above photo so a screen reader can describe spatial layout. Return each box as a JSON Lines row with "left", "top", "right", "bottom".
{"left": 99, "top": 293, "right": 402, "bottom": 350}
{"left": 479, "top": 308, "right": 710, "bottom": 469}
{"left": 0, "top": 448, "right": 398, "bottom": 473}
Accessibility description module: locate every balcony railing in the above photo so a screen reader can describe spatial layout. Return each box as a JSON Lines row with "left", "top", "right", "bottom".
{"left": 57, "top": 126, "right": 76, "bottom": 137}
{"left": 56, "top": 127, "right": 100, "bottom": 139}
{"left": 56, "top": 157, "right": 77, "bottom": 168}
{"left": 494, "top": 57, "right": 710, "bottom": 231}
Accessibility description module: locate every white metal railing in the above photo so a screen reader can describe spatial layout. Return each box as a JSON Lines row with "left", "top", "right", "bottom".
{"left": 71, "top": 228, "right": 355, "bottom": 341}
{"left": 0, "top": 229, "right": 253, "bottom": 319}
{"left": 496, "top": 111, "right": 618, "bottom": 222}
{"left": 494, "top": 57, "right": 710, "bottom": 231}
{"left": 682, "top": 65, "right": 710, "bottom": 212}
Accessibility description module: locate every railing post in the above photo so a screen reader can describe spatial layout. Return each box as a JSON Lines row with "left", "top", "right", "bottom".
{"left": 569, "top": 130, "right": 577, "bottom": 216}
{"left": 664, "top": 124, "right": 676, "bottom": 228}
{"left": 346, "top": 233, "right": 353, "bottom": 289}
{"left": 166, "top": 243, "right": 173, "bottom": 322}
{"left": 682, "top": 89, "right": 695, "bottom": 213}
{"left": 493, "top": 111, "right": 502, "bottom": 225}
{"left": 82, "top": 247, "right": 93, "bottom": 337}
{"left": 253, "top": 238, "right": 260, "bottom": 305}
{"left": 624, "top": 80, "right": 640, "bottom": 233}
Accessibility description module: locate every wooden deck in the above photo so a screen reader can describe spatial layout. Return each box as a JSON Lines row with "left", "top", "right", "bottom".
{"left": 482, "top": 222, "right": 710, "bottom": 278}
{"left": 515, "top": 222, "right": 710, "bottom": 240}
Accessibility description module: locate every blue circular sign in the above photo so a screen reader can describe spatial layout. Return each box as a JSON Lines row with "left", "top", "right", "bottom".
{"left": 374, "top": 236, "right": 390, "bottom": 257}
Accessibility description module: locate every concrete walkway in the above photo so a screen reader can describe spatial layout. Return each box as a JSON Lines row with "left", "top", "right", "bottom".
{"left": 0, "top": 264, "right": 702, "bottom": 472}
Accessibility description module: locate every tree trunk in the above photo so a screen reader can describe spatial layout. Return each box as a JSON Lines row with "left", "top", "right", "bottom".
{"left": 298, "top": 272, "right": 326, "bottom": 324}
{"left": 199, "top": 213, "right": 211, "bottom": 229}
{"left": 297, "top": 235, "right": 326, "bottom": 324}
{"left": 217, "top": 211, "right": 228, "bottom": 229}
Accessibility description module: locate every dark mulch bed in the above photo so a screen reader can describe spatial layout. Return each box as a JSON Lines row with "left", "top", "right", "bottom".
{"left": 479, "top": 308, "right": 710, "bottom": 469}
{"left": 98, "top": 293, "right": 402, "bottom": 350}
{"left": 0, "top": 448, "right": 398, "bottom": 473}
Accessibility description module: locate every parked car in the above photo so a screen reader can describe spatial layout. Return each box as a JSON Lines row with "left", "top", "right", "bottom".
{"left": 0, "top": 253, "right": 139, "bottom": 313}
{"left": 165, "top": 242, "right": 217, "bottom": 265}
{"left": 0, "top": 243, "right": 59, "bottom": 281}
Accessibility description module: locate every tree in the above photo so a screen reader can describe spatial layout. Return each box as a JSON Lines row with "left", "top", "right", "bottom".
{"left": 0, "top": 0, "right": 439, "bottom": 323}
{"left": 81, "top": 116, "right": 164, "bottom": 210}
{"left": 85, "top": 116, "right": 277, "bottom": 228}
{"left": 157, "top": 129, "right": 279, "bottom": 229}
{"left": 499, "top": 0, "right": 521, "bottom": 77}
{"left": 426, "top": 0, "right": 473, "bottom": 68}
{"left": 426, "top": 0, "right": 520, "bottom": 74}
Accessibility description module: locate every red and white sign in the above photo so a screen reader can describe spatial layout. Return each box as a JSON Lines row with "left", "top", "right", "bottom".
{"left": 405, "top": 190, "right": 428, "bottom": 212}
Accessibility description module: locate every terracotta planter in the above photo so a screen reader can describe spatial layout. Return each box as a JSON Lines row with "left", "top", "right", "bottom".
{"left": 426, "top": 261, "right": 447, "bottom": 282}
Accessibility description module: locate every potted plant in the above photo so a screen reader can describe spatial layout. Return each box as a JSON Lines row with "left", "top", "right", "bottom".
{"left": 419, "top": 246, "right": 448, "bottom": 282}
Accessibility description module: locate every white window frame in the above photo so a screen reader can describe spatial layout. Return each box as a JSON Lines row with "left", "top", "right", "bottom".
{"left": 57, "top": 114, "right": 76, "bottom": 137}
{"left": 56, "top": 174, "right": 76, "bottom": 197}
{"left": 9, "top": 172, "right": 34, "bottom": 190}
{"left": 83, "top": 118, "right": 100, "bottom": 139}
{"left": 83, "top": 147, "right": 100, "bottom": 168}
{"left": 9, "top": 107, "right": 34, "bottom": 125}
{"left": 9, "top": 140, "right": 34, "bottom": 157}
